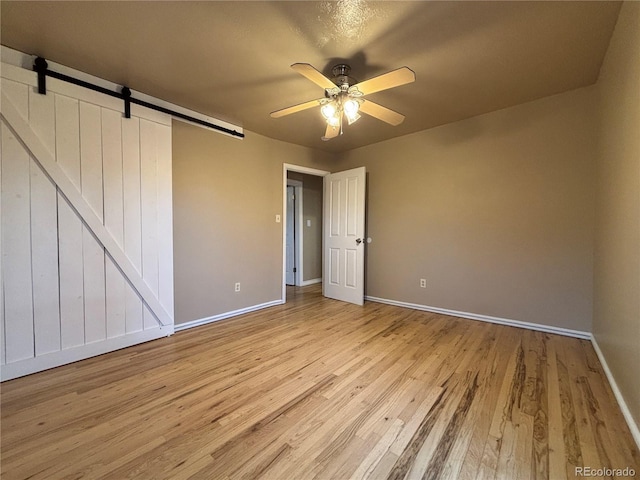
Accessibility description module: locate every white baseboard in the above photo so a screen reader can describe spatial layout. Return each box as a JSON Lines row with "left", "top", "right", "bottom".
{"left": 0, "top": 326, "right": 173, "bottom": 381}
{"left": 174, "top": 300, "right": 283, "bottom": 332}
{"left": 365, "top": 296, "right": 591, "bottom": 339}
{"left": 300, "top": 278, "right": 322, "bottom": 286}
{"left": 590, "top": 335, "right": 640, "bottom": 450}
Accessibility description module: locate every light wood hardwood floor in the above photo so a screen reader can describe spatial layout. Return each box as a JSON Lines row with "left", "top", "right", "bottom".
{"left": 1, "top": 285, "right": 638, "bottom": 479}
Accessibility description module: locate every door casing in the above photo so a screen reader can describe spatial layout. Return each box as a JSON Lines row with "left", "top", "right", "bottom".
{"left": 285, "top": 180, "right": 303, "bottom": 286}
{"left": 282, "top": 164, "right": 329, "bottom": 300}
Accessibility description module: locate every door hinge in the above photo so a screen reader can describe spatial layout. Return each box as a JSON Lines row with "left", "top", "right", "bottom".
{"left": 293, "top": 268, "right": 297, "bottom": 273}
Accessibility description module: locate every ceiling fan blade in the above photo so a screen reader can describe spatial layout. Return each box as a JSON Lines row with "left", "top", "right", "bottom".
{"left": 359, "top": 100, "right": 406, "bottom": 126}
{"left": 352, "top": 67, "right": 415, "bottom": 96}
{"left": 270, "top": 98, "right": 323, "bottom": 118}
{"left": 291, "top": 63, "right": 336, "bottom": 90}
{"left": 321, "top": 123, "right": 340, "bottom": 141}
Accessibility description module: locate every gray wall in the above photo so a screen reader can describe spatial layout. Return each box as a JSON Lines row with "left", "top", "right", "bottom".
{"left": 593, "top": 2, "right": 640, "bottom": 433}
{"left": 174, "top": 85, "right": 598, "bottom": 332}
{"left": 172, "top": 123, "right": 335, "bottom": 324}
{"left": 340, "top": 87, "right": 597, "bottom": 332}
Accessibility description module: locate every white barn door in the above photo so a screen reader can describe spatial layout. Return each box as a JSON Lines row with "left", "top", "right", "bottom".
{"left": 323, "top": 167, "right": 366, "bottom": 305}
{"left": 0, "top": 63, "right": 174, "bottom": 380}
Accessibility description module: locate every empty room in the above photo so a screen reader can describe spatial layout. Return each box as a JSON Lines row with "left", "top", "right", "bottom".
{"left": 1, "top": 1, "right": 638, "bottom": 479}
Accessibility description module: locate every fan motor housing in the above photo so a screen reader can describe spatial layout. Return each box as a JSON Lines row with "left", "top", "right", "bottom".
{"left": 331, "top": 64, "right": 357, "bottom": 88}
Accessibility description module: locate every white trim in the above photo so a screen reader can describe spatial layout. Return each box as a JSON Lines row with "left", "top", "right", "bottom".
{"left": 300, "top": 278, "right": 322, "bottom": 286}
{"left": 365, "top": 296, "right": 591, "bottom": 339}
{"left": 282, "top": 164, "right": 330, "bottom": 302}
{"left": 294, "top": 184, "right": 304, "bottom": 286}
{"left": 174, "top": 300, "right": 283, "bottom": 332}
{"left": 1, "top": 46, "right": 242, "bottom": 138}
{"left": 590, "top": 335, "right": 640, "bottom": 450}
{"left": 283, "top": 164, "right": 331, "bottom": 177}
{"left": 0, "top": 326, "right": 173, "bottom": 381}
{"left": 286, "top": 179, "right": 304, "bottom": 286}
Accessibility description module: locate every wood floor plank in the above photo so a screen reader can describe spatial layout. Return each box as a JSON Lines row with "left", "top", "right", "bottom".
{"left": 1, "top": 285, "right": 637, "bottom": 480}
{"left": 546, "top": 336, "right": 569, "bottom": 480}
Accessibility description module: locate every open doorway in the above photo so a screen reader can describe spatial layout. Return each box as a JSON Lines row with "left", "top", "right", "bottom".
{"left": 282, "top": 164, "right": 329, "bottom": 302}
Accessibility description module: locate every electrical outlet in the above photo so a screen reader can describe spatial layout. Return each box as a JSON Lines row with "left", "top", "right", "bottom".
{"left": 420, "top": 278, "right": 427, "bottom": 288}
{"left": 235, "top": 282, "right": 241, "bottom": 292}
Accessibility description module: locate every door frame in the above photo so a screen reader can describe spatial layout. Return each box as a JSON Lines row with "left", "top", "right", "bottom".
{"left": 282, "top": 164, "right": 330, "bottom": 301}
{"left": 286, "top": 179, "right": 303, "bottom": 286}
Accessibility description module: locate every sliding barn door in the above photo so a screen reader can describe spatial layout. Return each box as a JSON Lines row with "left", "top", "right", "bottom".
{"left": 0, "top": 63, "right": 174, "bottom": 380}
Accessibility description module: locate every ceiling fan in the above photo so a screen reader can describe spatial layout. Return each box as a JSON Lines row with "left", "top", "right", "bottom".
{"left": 270, "top": 63, "right": 416, "bottom": 141}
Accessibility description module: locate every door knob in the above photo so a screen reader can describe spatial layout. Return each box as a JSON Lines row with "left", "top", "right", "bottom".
{"left": 356, "top": 238, "right": 362, "bottom": 245}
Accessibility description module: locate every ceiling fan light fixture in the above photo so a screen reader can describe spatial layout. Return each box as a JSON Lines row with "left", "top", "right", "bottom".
{"left": 321, "top": 102, "right": 337, "bottom": 120}
{"left": 272, "top": 62, "right": 415, "bottom": 141}
{"left": 343, "top": 98, "right": 361, "bottom": 124}
{"left": 343, "top": 98, "right": 359, "bottom": 116}
{"left": 346, "top": 112, "right": 361, "bottom": 125}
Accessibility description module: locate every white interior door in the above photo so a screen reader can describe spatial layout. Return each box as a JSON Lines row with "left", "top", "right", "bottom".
{"left": 323, "top": 166, "right": 366, "bottom": 305}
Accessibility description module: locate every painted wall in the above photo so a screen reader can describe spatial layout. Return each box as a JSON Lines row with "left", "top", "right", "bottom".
{"left": 172, "top": 122, "right": 335, "bottom": 325}
{"left": 593, "top": 2, "right": 640, "bottom": 433}
{"left": 288, "top": 172, "right": 323, "bottom": 282}
{"left": 340, "top": 87, "right": 598, "bottom": 333}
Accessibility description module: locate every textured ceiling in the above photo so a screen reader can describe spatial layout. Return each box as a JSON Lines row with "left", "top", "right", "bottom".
{"left": 1, "top": 1, "right": 621, "bottom": 153}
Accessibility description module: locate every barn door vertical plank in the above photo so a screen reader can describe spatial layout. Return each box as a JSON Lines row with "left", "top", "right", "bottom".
{"left": 55, "top": 94, "right": 81, "bottom": 189}
{"left": 55, "top": 94, "right": 85, "bottom": 349}
{"left": 1, "top": 80, "right": 35, "bottom": 362}
{"left": 28, "top": 86, "right": 55, "bottom": 154}
{"left": 105, "top": 255, "right": 126, "bottom": 338}
{"left": 102, "top": 108, "right": 124, "bottom": 245}
{"left": 79, "top": 101, "right": 104, "bottom": 221}
{"left": 122, "top": 116, "right": 143, "bottom": 333}
{"left": 156, "top": 123, "right": 174, "bottom": 320}
{"left": 143, "top": 305, "right": 159, "bottom": 330}
{"left": 29, "top": 88, "right": 62, "bottom": 355}
{"left": 122, "top": 116, "right": 142, "bottom": 273}
{"left": 140, "top": 119, "right": 160, "bottom": 330}
{"left": 29, "top": 159, "right": 61, "bottom": 354}
{"left": 102, "top": 108, "right": 126, "bottom": 338}
{"left": 82, "top": 228, "right": 106, "bottom": 343}
{"left": 79, "top": 102, "right": 106, "bottom": 344}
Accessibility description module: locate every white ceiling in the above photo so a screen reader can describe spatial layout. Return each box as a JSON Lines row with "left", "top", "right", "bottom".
{"left": 1, "top": 1, "right": 622, "bottom": 153}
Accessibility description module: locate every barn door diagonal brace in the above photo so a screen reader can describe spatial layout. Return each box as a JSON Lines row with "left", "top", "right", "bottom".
{"left": 1, "top": 92, "right": 173, "bottom": 327}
